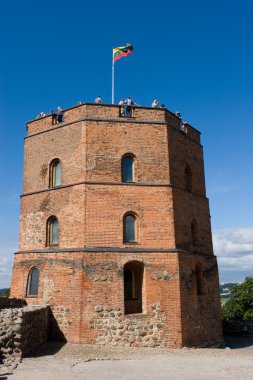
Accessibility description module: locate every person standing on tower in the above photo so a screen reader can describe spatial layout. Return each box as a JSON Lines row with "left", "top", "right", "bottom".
{"left": 124, "top": 97, "right": 137, "bottom": 117}
{"left": 152, "top": 100, "right": 159, "bottom": 108}
{"left": 95, "top": 96, "right": 102, "bottom": 104}
{"left": 56, "top": 106, "right": 63, "bottom": 123}
{"left": 119, "top": 99, "right": 125, "bottom": 116}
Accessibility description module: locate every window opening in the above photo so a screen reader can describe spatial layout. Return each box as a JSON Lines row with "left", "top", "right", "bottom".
{"left": 124, "top": 269, "right": 135, "bottom": 299}
{"left": 124, "top": 261, "right": 143, "bottom": 314}
{"left": 49, "top": 159, "right": 61, "bottom": 187}
{"left": 185, "top": 165, "right": 192, "bottom": 191}
{"left": 124, "top": 214, "right": 136, "bottom": 242}
{"left": 27, "top": 267, "right": 40, "bottom": 296}
{"left": 122, "top": 155, "right": 134, "bottom": 182}
{"left": 47, "top": 216, "right": 58, "bottom": 246}
{"left": 191, "top": 220, "right": 198, "bottom": 246}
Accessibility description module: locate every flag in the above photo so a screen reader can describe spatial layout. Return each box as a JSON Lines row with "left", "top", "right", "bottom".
{"left": 113, "top": 43, "right": 134, "bottom": 62}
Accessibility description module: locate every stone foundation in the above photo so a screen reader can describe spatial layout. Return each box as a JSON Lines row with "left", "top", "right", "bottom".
{"left": 90, "top": 303, "right": 168, "bottom": 347}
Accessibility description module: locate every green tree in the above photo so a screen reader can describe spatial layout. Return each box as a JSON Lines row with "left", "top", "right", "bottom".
{"left": 222, "top": 277, "right": 253, "bottom": 321}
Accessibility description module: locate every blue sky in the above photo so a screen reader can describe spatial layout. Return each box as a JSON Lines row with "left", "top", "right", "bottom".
{"left": 0, "top": 0, "right": 253, "bottom": 287}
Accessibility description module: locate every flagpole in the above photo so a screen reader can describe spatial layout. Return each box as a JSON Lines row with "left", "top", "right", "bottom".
{"left": 112, "top": 49, "right": 115, "bottom": 104}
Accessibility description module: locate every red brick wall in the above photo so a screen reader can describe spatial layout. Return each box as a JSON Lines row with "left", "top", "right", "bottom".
{"left": 179, "top": 254, "right": 223, "bottom": 347}
{"left": 172, "top": 188, "right": 213, "bottom": 255}
{"left": 85, "top": 121, "right": 170, "bottom": 183}
{"left": 19, "top": 186, "right": 86, "bottom": 251}
{"left": 11, "top": 251, "right": 183, "bottom": 347}
{"left": 11, "top": 104, "right": 222, "bottom": 348}
{"left": 23, "top": 122, "right": 86, "bottom": 193}
{"left": 168, "top": 125, "right": 206, "bottom": 196}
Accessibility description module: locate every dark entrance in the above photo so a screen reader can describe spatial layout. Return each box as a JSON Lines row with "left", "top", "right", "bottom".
{"left": 124, "top": 261, "right": 143, "bottom": 314}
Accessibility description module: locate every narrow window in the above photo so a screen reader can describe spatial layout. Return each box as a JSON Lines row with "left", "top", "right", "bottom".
{"left": 47, "top": 216, "right": 59, "bottom": 246}
{"left": 49, "top": 159, "right": 61, "bottom": 187}
{"left": 124, "top": 269, "right": 135, "bottom": 299}
{"left": 27, "top": 267, "right": 40, "bottom": 296}
{"left": 124, "top": 261, "right": 143, "bottom": 314}
{"left": 196, "top": 264, "right": 204, "bottom": 295}
{"left": 122, "top": 155, "right": 134, "bottom": 182}
{"left": 191, "top": 219, "right": 198, "bottom": 246}
{"left": 123, "top": 214, "right": 136, "bottom": 242}
{"left": 185, "top": 165, "right": 192, "bottom": 191}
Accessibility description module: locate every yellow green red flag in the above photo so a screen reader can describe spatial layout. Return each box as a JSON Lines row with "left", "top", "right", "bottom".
{"left": 113, "top": 43, "right": 134, "bottom": 62}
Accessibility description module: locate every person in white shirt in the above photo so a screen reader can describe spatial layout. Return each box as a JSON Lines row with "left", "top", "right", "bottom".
{"left": 95, "top": 96, "right": 102, "bottom": 104}
{"left": 152, "top": 99, "right": 159, "bottom": 108}
{"left": 36, "top": 112, "right": 46, "bottom": 119}
{"left": 119, "top": 99, "right": 125, "bottom": 116}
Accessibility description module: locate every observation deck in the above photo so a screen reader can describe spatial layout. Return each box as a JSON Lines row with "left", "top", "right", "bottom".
{"left": 26, "top": 103, "right": 201, "bottom": 144}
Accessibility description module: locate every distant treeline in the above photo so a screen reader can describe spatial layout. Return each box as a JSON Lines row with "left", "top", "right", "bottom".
{"left": 0, "top": 288, "right": 10, "bottom": 297}
{"left": 219, "top": 283, "right": 238, "bottom": 294}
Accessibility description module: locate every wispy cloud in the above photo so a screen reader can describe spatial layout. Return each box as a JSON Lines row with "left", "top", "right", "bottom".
{"left": 207, "top": 172, "right": 235, "bottom": 196}
{"left": 209, "top": 185, "right": 234, "bottom": 195}
{"left": 214, "top": 228, "right": 253, "bottom": 282}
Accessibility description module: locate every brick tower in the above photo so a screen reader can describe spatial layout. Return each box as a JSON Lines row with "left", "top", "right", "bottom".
{"left": 11, "top": 103, "right": 223, "bottom": 347}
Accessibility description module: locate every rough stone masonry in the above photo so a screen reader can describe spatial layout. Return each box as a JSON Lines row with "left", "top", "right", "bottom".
{"left": 0, "top": 297, "right": 48, "bottom": 374}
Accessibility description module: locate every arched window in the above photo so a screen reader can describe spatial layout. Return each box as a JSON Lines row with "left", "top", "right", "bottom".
{"left": 122, "top": 155, "right": 135, "bottom": 182}
{"left": 27, "top": 267, "right": 40, "bottom": 296}
{"left": 46, "top": 216, "right": 59, "bottom": 246}
{"left": 49, "top": 159, "right": 61, "bottom": 187}
{"left": 185, "top": 165, "right": 192, "bottom": 191}
{"left": 123, "top": 213, "right": 136, "bottom": 243}
{"left": 124, "top": 261, "right": 144, "bottom": 314}
{"left": 196, "top": 263, "right": 204, "bottom": 295}
{"left": 191, "top": 219, "right": 198, "bottom": 246}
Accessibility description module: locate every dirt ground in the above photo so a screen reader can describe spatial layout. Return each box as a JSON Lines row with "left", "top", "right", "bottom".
{"left": 3, "top": 336, "right": 253, "bottom": 380}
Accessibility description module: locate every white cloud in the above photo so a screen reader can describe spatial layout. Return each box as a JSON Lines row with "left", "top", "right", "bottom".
{"left": 213, "top": 228, "right": 253, "bottom": 282}
{"left": 0, "top": 241, "right": 17, "bottom": 289}
{"left": 214, "top": 228, "right": 253, "bottom": 257}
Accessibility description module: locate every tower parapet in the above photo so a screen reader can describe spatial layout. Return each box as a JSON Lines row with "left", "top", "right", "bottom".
{"left": 26, "top": 103, "right": 200, "bottom": 144}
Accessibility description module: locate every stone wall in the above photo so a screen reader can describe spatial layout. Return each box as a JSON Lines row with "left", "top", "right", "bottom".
{"left": 0, "top": 305, "right": 49, "bottom": 373}
{"left": 90, "top": 303, "right": 168, "bottom": 347}
{"left": 0, "top": 297, "right": 26, "bottom": 310}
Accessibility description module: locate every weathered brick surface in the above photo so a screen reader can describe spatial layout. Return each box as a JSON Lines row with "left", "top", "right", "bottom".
{"left": 11, "top": 104, "right": 222, "bottom": 348}
{"left": 173, "top": 188, "right": 213, "bottom": 254}
{"left": 19, "top": 186, "right": 86, "bottom": 250}
{"left": 11, "top": 251, "right": 182, "bottom": 346}
{"left": 168, "top": 125, "right": 206, "bottom": 195}
{"left": 179, "top": 254, "right": 223, "bottom": 347}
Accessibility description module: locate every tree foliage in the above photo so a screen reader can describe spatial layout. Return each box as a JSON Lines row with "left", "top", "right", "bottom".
{"left": 222, "top": 277, "right": 253, "bottom": 321}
